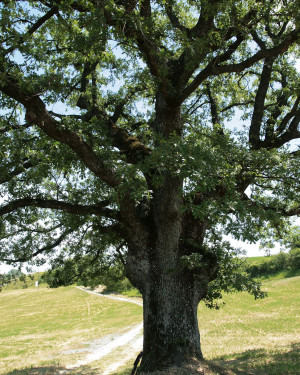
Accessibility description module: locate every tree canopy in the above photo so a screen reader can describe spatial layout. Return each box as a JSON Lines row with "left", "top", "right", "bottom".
{"left": 0, "top": 0, "right": 299, "bottom": 371}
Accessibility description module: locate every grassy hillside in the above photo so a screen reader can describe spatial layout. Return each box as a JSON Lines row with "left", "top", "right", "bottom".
{"left": 0, "top": 286, "right": 142, "bottom": 375}
{"left": 244, "top": 251, "right": 300, "bottom": 279}
{"left": 199, "top": 274, "right": 300, "bottom": 374}
{"left": 1, "top": 269, "right": 299, "bottom": 375}
{"left": 246, "top": 256, "right": 266, "bottom": 264}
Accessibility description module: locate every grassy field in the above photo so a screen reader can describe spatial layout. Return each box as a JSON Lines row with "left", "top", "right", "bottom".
{"left": 1, "top": 267, "right": 299, "bottom": 375}
{"left": 0, "top": 286, "right": 142, "bottom": 375}
{"left": 199, "top": 274, "right": 300, "bottom": 374}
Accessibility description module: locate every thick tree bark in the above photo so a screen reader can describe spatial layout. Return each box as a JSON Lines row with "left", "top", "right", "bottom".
{"left": 141, "top": 272, "right": 203, "bottom": 371}
{"left": 125, "top": 178, "right": 207, "bottom": 370}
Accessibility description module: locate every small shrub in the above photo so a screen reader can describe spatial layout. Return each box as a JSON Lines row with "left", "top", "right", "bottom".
{"left": 288, "top": 248, "right": 300, "bottom": 269}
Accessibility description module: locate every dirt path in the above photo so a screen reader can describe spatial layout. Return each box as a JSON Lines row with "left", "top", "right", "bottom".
{"left": 64, "top": 286, "right": 143, "bottom": 374}
{"left": 76, "top": 286, "right": 143, "bottom": 306}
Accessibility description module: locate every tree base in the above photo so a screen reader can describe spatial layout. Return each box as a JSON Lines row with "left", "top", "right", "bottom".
{"left": 138, "top": 358, "right": 241, "bottom": 375}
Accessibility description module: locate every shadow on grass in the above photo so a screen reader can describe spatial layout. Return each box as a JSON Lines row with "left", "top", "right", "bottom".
{"left": 284, "top": 269, "right": 300, "bottom": 278}
{"left": 214, "top": 342, "right": 300, "bottom": 375}
{"left": 3, "top": 366, "right": 63, "bottom": 375}
{"left": 3, "top": 344, "right": 300, "bottom": 375}
{"left": 3, "top": 364, "right": 105, "bottom": 375}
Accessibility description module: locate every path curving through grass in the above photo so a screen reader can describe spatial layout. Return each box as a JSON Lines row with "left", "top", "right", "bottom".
{"left": 63, "top": 287, "right": 143, "bottom": 374}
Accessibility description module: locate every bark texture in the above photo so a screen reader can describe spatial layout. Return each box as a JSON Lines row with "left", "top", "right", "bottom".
{"left": 141, "top": 273, "right": 203, "bottom": 370}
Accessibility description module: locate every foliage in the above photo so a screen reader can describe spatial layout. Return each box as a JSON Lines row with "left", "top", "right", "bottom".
{"left": 41, "top": 254, "right": 136, "bottom": 293}
{"left": 289, "top": 248, "right": 300, "bottom": 270}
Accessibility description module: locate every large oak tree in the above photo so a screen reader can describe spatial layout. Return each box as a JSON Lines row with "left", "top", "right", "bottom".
{"left": 0, "top": 0, "right": 299, "bottom": 371}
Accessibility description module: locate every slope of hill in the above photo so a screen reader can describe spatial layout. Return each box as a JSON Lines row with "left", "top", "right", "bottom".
{"left": 0, "top": 265, "right": 299, "bottom": 375}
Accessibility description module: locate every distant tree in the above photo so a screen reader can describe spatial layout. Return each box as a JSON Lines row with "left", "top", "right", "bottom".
{"left": 7, "top": 269, "right": 23, "bottom": 277}
{"left": 0, "top": 0, "right": 299, "bottom": 371}
{"left": 0, "top": 269, "right": 23, "bottom": 291}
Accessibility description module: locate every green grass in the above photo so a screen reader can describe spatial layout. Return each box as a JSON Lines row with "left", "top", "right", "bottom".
{"left": 245, "top": 256, "right": 266, "bottom": 264}
{"left": 0, "top": 286, "right": 142, "bottom": 374}
{"left": 198, "top": 275, "right": 300, "bottom": 374}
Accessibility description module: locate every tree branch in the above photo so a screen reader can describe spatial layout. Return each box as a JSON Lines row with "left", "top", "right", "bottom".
{"left": 0, "top": 71, "right": 120, "bottom": 188}
{"left": 0, "top": 122, "right": 32, "bottom": 134}
{"left": 114, "top": 242, "right": 126, "bottom": 266}
{"left": 0, "top": 198, "right": 120, "bottom": 220}
{"left": 0, "top": 222, "right": 64, "bottom": 240}
{"left": 206, "top": 83, "right": 221, "bottom": 127}
{"left": 249, "top": 57, "right": 275, "bottom": 148}
{"left": 140, "top": 0, "right": 151, "bottom": 18}
{"left": 0, "top": 228, "right": 74, "bottom": 263}
{"left": 48, "top": 111, "right": 83, "bottom": 120}
{"left": 242, "top": 193, "right": 300, "bottom": 217}
{"left": 276, "top": 96, "right": 300, "bottom": 136}
{"left": 165, "top": 3, "right": 189, "bottom": 34}
{"left": 268, "top": 115, "right": 300, "bottom": 148}
{"left": 0, "top": 160, "right": 35, "bottom": 184}
{"left": 176, "top": 35, "right": 244, "bottom": 105}
{"left": 177, "top": 29, "right": 299, "bottom": 106}
{"left": 216, "top": 29, "right": 299, "bottom": 74}
{"left": 81, "top": 88, "right": 152, "bottom": 164}
{"left": 189, "top": 1, "right": 221, "bottom": 38}
{"left": 4, "top": 6, "right": 59, "bottom": 55}
{"left": 92, "top": 0, "right": 167, "bottom": 94}
{"left": 221, "top": 100, "right": 254, "bottom": 113}
{"left": 76, "top": 61, "right": 99, "bottom": 109}
{"left": 167, "top": 6, "right": 259, "bottom": 101}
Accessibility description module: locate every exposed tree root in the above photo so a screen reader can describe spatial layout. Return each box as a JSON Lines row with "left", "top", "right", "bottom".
{"left": 132, "top": 351, "right": 143, "bottom": 375}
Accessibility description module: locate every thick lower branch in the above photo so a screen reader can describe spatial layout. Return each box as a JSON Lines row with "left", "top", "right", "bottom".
{"left": 0, "top": 198, "right": 119, "bottom": 219}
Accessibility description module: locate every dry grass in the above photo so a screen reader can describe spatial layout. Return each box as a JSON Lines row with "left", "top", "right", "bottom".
{"left": 0, "top": 286, "right": 142, "bottom": 374}
{"left": 198, "top": 276, "right": 300, "bottom": 360}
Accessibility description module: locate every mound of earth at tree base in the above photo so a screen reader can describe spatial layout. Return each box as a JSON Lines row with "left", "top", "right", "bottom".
{"left": 138, "top": 359, "right": 244, "bottom": 375}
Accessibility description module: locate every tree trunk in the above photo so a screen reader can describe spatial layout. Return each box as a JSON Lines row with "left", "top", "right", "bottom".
{"left": 136, "top": 174, "right": 204, "bottom": 371}
{"left": 125, "top": 98, "right": 210, "bottom": 371}
{"left": 140, "top": 272, "right": 203, "bottom": 371}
